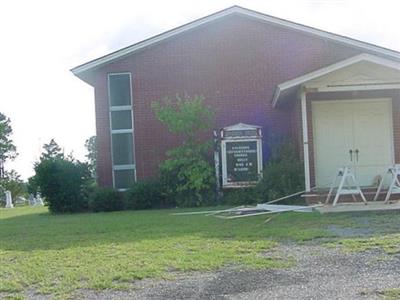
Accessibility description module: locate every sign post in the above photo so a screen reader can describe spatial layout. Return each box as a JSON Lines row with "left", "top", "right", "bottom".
{"left": 220, "top": 123, "right": 263, "bottom": 188}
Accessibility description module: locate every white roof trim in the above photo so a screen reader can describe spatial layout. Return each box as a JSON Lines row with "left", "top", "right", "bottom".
{"left": 223, "top": 123, "right": 262, "bottom": 130}
{"left": 272, "top": 53, "right": 400, "bottom": 107}
{"left": 72, "top": 6, "right": 400, "bottom": 76}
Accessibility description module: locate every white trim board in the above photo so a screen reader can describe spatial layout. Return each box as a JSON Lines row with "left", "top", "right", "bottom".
{"left": 71, "top": 6, "right": 400, "bottom": 76}
{"left": 300, "top": 90, "right": 311, "bottom": 191}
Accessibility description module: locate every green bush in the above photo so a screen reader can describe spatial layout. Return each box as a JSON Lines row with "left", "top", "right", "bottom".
{"left": 255, "top": 140, "right": 304, "bottom": 203}
{"left": 0, "top": 170, "right": 26, "bottom": 202}
{"left": 222, "top": 188, "right": 258, "bottom": 206}
{"left": 89, "top": 187, "right": 124, "bottom": 212}
{"left": 34, "top": 158, "right": 91, "bottom": 213}
{"left": 159, "top": 145, "right": 216, "bottom": 207}
{"left": 124, "top": 181, "right": 164, "bottom": 210}
{"left": 153, "top": 94, "right": 216, "bottom": 207}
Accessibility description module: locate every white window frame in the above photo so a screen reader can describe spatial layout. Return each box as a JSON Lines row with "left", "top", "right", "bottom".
{"left": 108, "top": 72, "right": 136, "bottom": 190}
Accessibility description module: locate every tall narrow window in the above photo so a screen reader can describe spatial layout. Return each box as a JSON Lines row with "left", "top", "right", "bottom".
{"left": 108, "top": 73, "right": 135, "bottom": 190}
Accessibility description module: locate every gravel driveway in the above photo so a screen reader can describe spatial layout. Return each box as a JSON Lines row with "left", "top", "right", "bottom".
{"left": 80, "top": 243, "right": 400, "bottom": 300}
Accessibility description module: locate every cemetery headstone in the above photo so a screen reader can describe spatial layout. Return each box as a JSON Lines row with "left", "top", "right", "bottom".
{"left": 5, "top": 191, "right": 13, "bottom": 208}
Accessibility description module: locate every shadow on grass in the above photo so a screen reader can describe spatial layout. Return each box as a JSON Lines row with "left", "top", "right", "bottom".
{"left": 1, "top": 207, "right": 400, "bottom": 252}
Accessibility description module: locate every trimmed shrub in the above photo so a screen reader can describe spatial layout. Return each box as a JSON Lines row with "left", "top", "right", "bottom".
{"left": 34, "top": 158, "right": 91, "bottom": 213}
{"left": 124, "top": 181, "right": 164, "bottom": 210}
{"left": 89, "top": 187, "right": 124, "bottom": 212}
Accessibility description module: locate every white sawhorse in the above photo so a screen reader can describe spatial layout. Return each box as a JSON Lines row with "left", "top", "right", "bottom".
{"left": 373, "top": 165, "right": 400, "bottom": 203}
{"left": 326, "top": 167, "right": 367, "bottom": 206}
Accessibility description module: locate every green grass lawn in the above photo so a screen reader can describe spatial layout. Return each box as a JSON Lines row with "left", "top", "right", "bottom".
{"left": 1, "top": 206, "right": 400, "bottom": 299}
{"left": 334, "top": 234, "right": 400, "bottom": 254}
{"left": 380, "top": 288, "right": 400, "bottom": 300}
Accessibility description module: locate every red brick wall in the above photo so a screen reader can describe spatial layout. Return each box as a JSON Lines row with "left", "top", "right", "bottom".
{"left": 90, "top": 15, "right": 368, "bottom": 186}
{"left": 93, "top": 73, "right": 113, "bottom": 186}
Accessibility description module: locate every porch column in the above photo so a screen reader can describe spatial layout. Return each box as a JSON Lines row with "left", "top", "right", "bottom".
{"left": 301, "top": 89, "right": 311, "bottom": 191}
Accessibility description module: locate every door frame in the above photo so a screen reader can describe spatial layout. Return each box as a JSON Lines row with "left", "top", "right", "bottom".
{"left": 311, "top": 97, "right": 395, "bottom": 188}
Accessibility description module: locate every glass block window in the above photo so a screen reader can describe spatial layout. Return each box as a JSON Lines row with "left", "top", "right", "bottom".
{"left": 108, "top": 73, "right": 135, "bottom": 190}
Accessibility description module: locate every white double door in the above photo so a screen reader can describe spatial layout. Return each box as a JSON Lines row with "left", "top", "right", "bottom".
{"left": 312, "top": 98, "right": 394, "bottom": 188}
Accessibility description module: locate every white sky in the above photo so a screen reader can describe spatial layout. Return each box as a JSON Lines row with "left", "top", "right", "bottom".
{"left": 1, "top": 0, "right": 400, "bottom": 180}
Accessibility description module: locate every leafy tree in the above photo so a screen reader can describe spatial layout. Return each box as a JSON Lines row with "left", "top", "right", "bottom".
{"left": 0, "top": 112, "right": 17, "bottom": 163}
{"left": 85, "top": 135, "right": 97, "bottom": 179}
{"left": 152, "top": 94, "right": 215, "bottom": 207}
{"left": 40, "top": 139, "right": 64, "bottom": 161}
{"left": 0, "top": 170, "right": 26, "bottom": 200}
{"left": 31, "top": 140, "right": 91, "bottom": 213}
{"left": 27, "top": 175, "right": 39, "bottom": 196}
{"left": 152, "top": 94, "right": 214, "bottom": 144}
{"left": 28, "top": 139, "right": 63, "bottom": 196}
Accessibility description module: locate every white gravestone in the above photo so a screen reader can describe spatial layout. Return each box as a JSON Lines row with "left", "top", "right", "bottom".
{"left": 29, "top": 194, "right": 36, "bottom": 206}
{"left": 36, "top": 194, "right": 44, "bottom": 206}
{"left": 5, "top": 191, "right": 14, "bottom": 208}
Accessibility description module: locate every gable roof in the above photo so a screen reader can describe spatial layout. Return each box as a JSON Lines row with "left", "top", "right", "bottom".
{"left": 272, "top": 53, "right": 400, "bottom": 107}
{"left": 71, "top": 5, "right": 400, "bottom": 76}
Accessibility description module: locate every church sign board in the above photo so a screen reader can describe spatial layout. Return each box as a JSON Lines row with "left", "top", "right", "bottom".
{"left": 220, "top": 123, "right": 263, "bottom": 188}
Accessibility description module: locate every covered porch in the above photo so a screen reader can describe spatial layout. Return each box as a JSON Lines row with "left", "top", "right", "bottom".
{"left": 273, "top": 54, "right": 400, "bottom": 206}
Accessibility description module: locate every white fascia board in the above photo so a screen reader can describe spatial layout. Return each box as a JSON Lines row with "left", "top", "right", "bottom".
{"left": 272, "top": 54, "right": 400, "bottom": 107}
{"left": 71, "top": 6, "right": 400, "bottom": 76}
